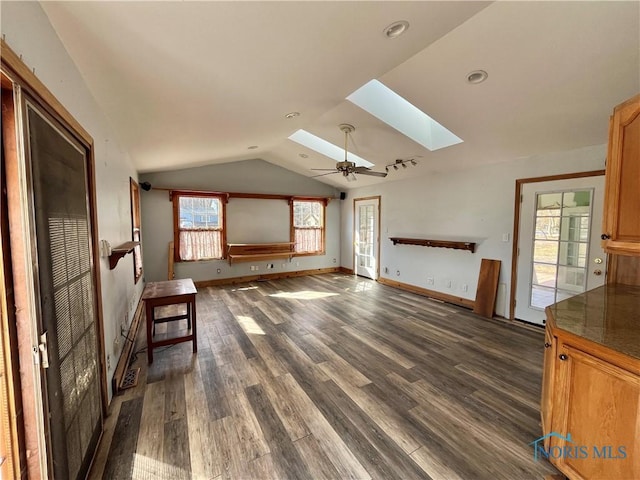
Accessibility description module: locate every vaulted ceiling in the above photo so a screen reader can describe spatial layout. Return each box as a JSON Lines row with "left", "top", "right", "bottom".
{"left": 42, "top": 1, "right": 639, "bottom": 188}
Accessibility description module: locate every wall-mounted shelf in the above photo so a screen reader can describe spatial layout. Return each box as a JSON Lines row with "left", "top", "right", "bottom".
{"left": 227, "top": 242, "right": 295, "bottom": 265}
{"left": 389, "top": 237, "right": 475, "bottom": 253}
{"left": 109, "top": 241, "right": 139, "bottom": 269}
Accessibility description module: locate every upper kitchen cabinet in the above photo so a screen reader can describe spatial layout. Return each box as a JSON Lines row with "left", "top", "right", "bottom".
{"left": 602, "top": 94, "right": 640, "bottom": 255}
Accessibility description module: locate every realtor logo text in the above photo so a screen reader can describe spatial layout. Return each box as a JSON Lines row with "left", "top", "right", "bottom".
{"left": 529, "top": 433, "right": 627, "bottom": 462}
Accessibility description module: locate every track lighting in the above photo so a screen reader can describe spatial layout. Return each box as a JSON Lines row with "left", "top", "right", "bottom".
{"left": 385, "top": 158, "right": 418, "bottom": 173}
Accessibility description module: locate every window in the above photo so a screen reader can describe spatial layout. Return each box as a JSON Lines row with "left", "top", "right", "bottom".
{"left": 130, "top": 178, "right": 143, "bottom": 283}
{"left": 173, "top": 192, "right": 226, "bottom": 261}
{"left": 530, "top": 189, "right": 593, "bottom": 309}
{"left": 291, "top": 198, "right": 325, "bottom": 255}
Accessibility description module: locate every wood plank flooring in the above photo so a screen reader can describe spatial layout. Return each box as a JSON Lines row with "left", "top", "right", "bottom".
{"left": 90, "top": 273, "right": 559, "bottom": 479}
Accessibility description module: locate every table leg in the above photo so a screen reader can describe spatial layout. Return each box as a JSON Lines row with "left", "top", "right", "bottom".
{"left": 146, "top": 300, "right": 154, "bottom": 364}
{"left": 191, "top": 296, "right": 197, "bottom": 353}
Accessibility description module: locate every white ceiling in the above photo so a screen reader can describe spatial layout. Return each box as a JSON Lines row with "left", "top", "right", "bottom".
{"left": 41, "top": 1, "right": 639, "bottom": 188}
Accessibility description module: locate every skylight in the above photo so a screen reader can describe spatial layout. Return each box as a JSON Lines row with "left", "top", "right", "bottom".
{"left": 347, "top": 79, "right": 463, "bottom": 151}
{"left": 288, "top": 129, "right": 374, "bottom": 168}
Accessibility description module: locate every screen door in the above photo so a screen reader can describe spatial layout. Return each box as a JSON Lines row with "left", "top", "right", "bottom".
{"left": 25, "top": 99, "right": 103, "bottom": 479}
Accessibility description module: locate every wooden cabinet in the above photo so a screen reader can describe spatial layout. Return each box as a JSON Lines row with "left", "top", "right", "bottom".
{"left": 602, "top": 94, "right": 640, "bottom": 255}
{"left": 550, "top": 341, "right": 639, "bottom": 479}
{"left": 542, "top": 302, "right": 640, "bottom": 480}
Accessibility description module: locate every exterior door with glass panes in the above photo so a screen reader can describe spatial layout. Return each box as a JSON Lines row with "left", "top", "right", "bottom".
{"left": 515, "top": 176, "right": 606, "bottom": 324}
{"left": 354, "top": 197, "right": 380, "bottom": 279}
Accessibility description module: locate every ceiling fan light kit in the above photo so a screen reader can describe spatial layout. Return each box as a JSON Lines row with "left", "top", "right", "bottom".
{"left": 310, "top": 124, "right": 388, "bottom": 181}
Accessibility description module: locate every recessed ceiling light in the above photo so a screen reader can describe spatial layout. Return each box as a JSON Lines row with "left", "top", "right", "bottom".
{"left": 467, "top": 70, "right": 488, "bottom": 84}
{"left": 299, "top": 153, "right": 309, "bottom": 158}
{"left": 248, "top": 145, "right": 258, "bottom": 150}
{"left": 384, "top": 20, "right": 409, "bottom": 39}
{"left": 285, "top": 111, "right": 300, "bottom": 119}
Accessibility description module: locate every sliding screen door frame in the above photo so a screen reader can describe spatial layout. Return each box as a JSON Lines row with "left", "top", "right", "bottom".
{"left": 1, "top": 40, "right": 108, "bottom": 478}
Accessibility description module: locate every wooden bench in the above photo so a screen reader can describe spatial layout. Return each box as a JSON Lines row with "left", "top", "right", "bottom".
{"left": 227, "top": 242, "right": 295, "bottom": 265}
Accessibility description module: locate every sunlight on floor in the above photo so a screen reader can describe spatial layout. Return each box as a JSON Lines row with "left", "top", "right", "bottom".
{"left": 231, "top": 286, "right": 259, "bottom": 292}
{"left": 132, "top": 453, "right": 190, "bottom": 479}
{"left": 236, "top": 315, "right": 266, "bottom": 335}
{"left": 269, "top": 290, "right": 340, "bottom": 300}
{"left": 353, "top": 281, "right": 374, "bottom": 293}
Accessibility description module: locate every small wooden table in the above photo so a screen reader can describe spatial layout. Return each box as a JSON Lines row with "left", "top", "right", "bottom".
{"left": 142, "top": 278, "right": 197, "bottom": 363}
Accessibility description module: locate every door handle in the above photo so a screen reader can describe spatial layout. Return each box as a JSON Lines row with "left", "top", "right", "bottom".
{"left": 593, "top": 269, "right": 602, "bottom": 276}
{"left": 38, "top": 332, "right": 50, "bottom": 369}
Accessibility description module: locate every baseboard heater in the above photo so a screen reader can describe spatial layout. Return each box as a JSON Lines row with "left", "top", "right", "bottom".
{"left": 112, "top": 297, "right": 144, "bottom": 395}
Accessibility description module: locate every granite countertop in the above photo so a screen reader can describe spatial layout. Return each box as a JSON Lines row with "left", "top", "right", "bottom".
{"left": 546, "top": 284, "right": 640, "bottom": 360}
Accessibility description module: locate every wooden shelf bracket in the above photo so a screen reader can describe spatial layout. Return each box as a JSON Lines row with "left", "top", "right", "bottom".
{"left": 108, "top": 241, "right": 139, "bottom": 269}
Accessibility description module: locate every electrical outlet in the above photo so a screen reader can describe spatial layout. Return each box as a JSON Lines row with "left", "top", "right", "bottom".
{"left": 217, "top": 268, "right": 221, "bottom": 274}
{"left": 333, "top": 258, "right": 337, "bottom": 264}
{"left": 427, "top": 277, "right": 434, "bottom": 285}
{"left": 446, "top": 280, "right": 452, "bottom": 288}
{"left": 384, "top": 267, "right": 389, "bottom": 274}
{"left": 462, "top": 284, "right": 468, "bottom": 292}
{"left": 396, "top": 270, "right": 400, "bottom": 276}
{"left": 106, "top": 354, "right": 111, "bottom": 370}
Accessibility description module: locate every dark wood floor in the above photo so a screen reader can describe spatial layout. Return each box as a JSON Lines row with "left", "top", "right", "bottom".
{"left": 89, "top": 273, "right": 559, "bottom": 479}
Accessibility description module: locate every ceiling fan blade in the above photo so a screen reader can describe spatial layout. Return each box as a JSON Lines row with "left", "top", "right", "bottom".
{"left": 352, "top": 166, "right": 371, "bottom": 173}
{"left": 311, "top": 168, "right": 338, "bottom": 171}
{"left": 357, "top": 170, "right": 387, "bottom": 177}
{"left": 311, "top": 171, "right": 339, "bottom": 178}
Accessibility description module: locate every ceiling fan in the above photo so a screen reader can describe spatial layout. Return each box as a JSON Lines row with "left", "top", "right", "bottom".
{"left": 311, "top": 124, "right": 387, "bottom": 182}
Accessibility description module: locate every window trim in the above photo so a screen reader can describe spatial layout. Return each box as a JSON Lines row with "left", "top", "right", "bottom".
{"left": 172, "top": 191, "right": 227, "bottom": 262}
{"left": 290, "top": 197, "right": 327, "bottom": 256}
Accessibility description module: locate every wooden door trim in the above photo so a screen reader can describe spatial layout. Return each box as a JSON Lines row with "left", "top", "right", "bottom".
{"left": 353, "top": 196, "right": 382, "bottom": 280}
{"left": 0, "top": 86, "right": 27, "bottom": 480}
{"left": 510, "top": 170, "right": 605, "bottom": 320}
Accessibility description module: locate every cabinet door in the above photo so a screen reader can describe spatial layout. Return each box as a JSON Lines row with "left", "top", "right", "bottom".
{"left": 540, "top": 326, "right": 556, "bottom": 447}
{"left": 602, "top": 94, "right": 640, "bottom": 255}
{"left": 551, "top": 344, "right": 639, "bottom": 480}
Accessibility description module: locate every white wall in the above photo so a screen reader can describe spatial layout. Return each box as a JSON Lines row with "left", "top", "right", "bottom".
{"left": 341, "top": 145, "right": 606, "bottom": 317}
{"left": 2, "top": 2, "right": 143, "bottom": 401}
{"left": 140, "top": 159, "right": 341, "bottom": 282}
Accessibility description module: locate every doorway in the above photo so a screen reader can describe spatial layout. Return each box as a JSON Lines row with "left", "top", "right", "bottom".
{"left": 354, "top": 197, "right": 380, "bottom": 280}
{"left": 2, "top": 51, "right": 106, "bottom": 479}
{"left": 513, "top": 173, "right": 606, "bottom": 324}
